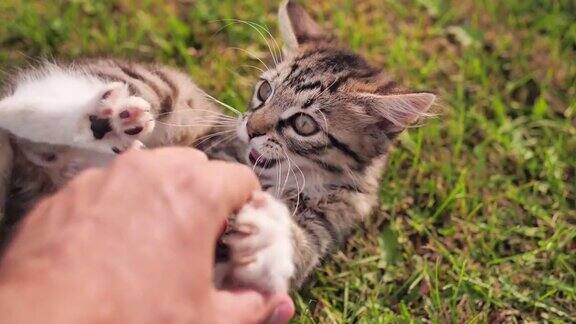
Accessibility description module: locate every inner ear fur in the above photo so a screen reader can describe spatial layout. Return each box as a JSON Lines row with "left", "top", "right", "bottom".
{"left": 357, "top": 92, "right": 436, "bottom": 134}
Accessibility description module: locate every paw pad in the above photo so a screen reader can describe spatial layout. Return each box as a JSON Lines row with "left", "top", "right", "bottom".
{"left": 89, "top": 116, "right": 113, "bottom": 140}
{"left": 119, "top": 110, "right": 130, "bottom": 119}
{"left": 124, "top": 127, "right": 143, "bottom": 135}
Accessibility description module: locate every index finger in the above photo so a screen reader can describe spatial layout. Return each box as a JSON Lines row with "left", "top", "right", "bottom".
{"left": 203, "top": 160, "right": 261, "bottom": 217}
{"left": 174, "top": 160, "right": 261, "bottom": 265}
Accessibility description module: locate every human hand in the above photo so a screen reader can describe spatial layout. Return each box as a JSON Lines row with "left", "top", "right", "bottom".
{"left": 0, "top": 147, "right": 294, "bottom": 323}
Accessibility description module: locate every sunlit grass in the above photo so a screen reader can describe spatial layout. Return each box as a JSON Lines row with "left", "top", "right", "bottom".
{"left": 1, "top": 0, "right": 574, "bottom": 322}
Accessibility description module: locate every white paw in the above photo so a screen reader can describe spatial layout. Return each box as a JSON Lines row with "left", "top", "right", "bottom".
{"left": 87, "top": 82, "right": 155, "bottom": 154}
{"left": 223, "top": 191, "right": 294, "bottom": 293}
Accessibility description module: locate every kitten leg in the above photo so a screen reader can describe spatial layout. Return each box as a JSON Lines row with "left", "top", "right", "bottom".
{"left": 0, "top": 96, "right": 98, "bottom": 150}
{"left": 223, "top": 191, "right": 295, "bottom": 293}
{"left": 0, "top": 81, "right": 154, "bottom": 154}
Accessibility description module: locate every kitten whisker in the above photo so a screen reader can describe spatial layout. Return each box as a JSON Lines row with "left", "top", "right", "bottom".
{"left": 316, "top": 78, "right": 340, "bottom": 99}
{"left": 194, "top": 129, "right": 237, "bottom": 147}
{"left": 174, "top": 115, "right": 238, "bottom": 124}
{"left": 291, "top": 158, "right": 306, "bottom": 198}
{"left": 343, "top": 165, "right": 361, "bottom": 192}
{"left": 281, "top": 147, "right": 306, "bottom": 216}
{"left": 215, "top": 19, "right": 283, "bottom": 66}
{"left": 152, "top": 114, "right": 237, "bottom": 125}
{"left": 281, "top": 146, "right": 306, "bottom": 198}
{"left": 226, "top": 47, "right": 270, "bottom": 71}
{"left": 252, "top": 152, "right": 265, "bottom": 174}
{"left": 289, "top": 166, "right": 301, "bottom": 217}
{"left": 276, "top": 151, "right": 286, "bottom": 197}
{"left": 195, "top": 128, "right": 236, "bottom": 139}
{"left": 152, "top": 120, "right": 235, "bottom": 128}
{"left": 196, "top": 89, "right": 242, "bottom": 116}
{"left": 155, "top": 109, "right": 237, "bottom": 120}
{"left": 239, "top": 64, "right": 266, "bottom": 74}
{"left": 234, "top": 19, "right": 283, "bottom": 64}
{"left": 257, "top": 21, "right": 284, "bottom": 63}
{"left": 213, "top": 21, "right": 278, "bottom": 66}
{"left": 280, "top": 150, "right": 292, "bottom": 197}
{"left": 275, "top": 151, "right": 282, "bottom": 197}
{"left": 202, "top": 133, "right": 236, "bottom": 152}
{"left": 317, "top": 109, "right": 329, "bottom": 132}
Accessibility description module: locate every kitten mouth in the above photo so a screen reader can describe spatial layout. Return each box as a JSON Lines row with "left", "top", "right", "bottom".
{"left": 248, "top": 149, "right": 279, "bottom": 169}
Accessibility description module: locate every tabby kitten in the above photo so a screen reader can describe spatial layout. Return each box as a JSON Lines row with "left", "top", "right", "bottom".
{"left": 222, "top": 0, "right": 436, "bottom": 287}
{"left": 0, "top": 0, "right": 435, "bottom": 293}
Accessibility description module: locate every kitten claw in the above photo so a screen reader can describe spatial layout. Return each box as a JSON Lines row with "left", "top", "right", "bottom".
{"left": 124, "top": 127, "right": 143, "bottom": 135}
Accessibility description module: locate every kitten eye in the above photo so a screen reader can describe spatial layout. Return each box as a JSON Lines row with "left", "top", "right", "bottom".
{"left": 291, "top": 113, "right": 319, "bottom": 136}
{"left": 256, "top": 80, "right": 272, "bottom": 102}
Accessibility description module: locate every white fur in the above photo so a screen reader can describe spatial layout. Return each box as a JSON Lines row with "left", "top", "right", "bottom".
{"left": 226, "top": 191, "right": 295, "bottom": 293}
{"left": 0, "top": 66, "right": 112, "bottom": 152}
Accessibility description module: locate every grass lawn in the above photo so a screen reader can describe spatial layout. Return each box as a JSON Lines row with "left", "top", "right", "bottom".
{"left": 1, "top": 0, "right": 574, "bottom": 322}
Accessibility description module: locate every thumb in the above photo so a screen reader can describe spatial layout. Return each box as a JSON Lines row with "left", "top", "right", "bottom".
{"left": 213, "top": 289, "right": 294, "bottom": 324}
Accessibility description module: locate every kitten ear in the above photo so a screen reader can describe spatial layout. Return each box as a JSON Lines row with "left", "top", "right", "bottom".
{"left": 278, "top": 0, "right": 326, "bottom": 53}
{"left": 361, "top": 92, "right": 436, "bottom": 134}
{"left": 100, "top": 82, "right": 128, "bottom": 105}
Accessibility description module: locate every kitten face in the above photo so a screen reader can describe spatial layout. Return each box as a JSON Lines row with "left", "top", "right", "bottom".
{"left": 239, "top": 50, "right": 376, "bottom": 176}
{"left": 239, "top": 1, "right": 435, "bottom": 182}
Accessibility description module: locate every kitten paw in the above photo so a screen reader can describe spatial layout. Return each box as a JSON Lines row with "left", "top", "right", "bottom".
{"left": 223, "top": 191, "right": 294, "bottom": 293}
{"left": 88, "top": 82, "right": 155, "bottom": 153}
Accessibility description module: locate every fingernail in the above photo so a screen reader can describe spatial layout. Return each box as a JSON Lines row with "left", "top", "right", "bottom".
{"left": 268, "top": 302, "right": 292, "bottom": 324}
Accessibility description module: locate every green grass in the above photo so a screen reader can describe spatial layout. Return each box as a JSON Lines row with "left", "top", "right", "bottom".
{"left": 1, "top": 0, "right": 575, "bottom": 322}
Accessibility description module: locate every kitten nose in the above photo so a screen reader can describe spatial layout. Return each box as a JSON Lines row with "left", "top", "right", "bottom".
{"left": 246, "top": 111, "right": 273, "bottom": 139}
{"left": 247, "top": 125, "right": 266, "bottom": 139}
